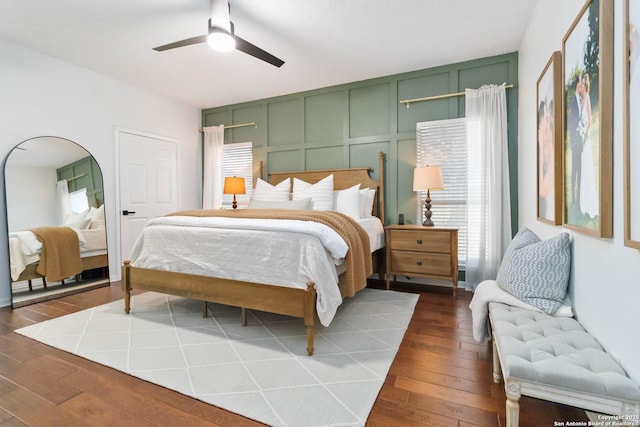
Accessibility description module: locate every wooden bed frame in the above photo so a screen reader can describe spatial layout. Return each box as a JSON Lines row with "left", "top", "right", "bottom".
{"left": 15, "top": 253, "right": 109, "bottom": 291}
{"left": 122, "top": 152, "right": 386, "bottom": 356}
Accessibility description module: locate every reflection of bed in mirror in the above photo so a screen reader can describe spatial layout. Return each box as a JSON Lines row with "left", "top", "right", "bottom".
{"left": 9, "top": 216, "right": 108, "bottom": 291}
{"left": 4, "top": 136, "right": 110, "bottom": 307}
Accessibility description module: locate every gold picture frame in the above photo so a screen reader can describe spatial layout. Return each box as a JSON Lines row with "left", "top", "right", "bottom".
{"left": 624, "top": 0, "right": 640, "bottom": 248}
{"left": 562, "top": 0, "right": 613, "bottom": 237}
{"left": 537, "top": 51, "right": 563, "bottom": 225}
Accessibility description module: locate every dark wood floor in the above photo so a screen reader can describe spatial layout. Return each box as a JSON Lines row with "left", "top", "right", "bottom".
{"left": 0, "top": 281, "right": 589, "bottom": 426}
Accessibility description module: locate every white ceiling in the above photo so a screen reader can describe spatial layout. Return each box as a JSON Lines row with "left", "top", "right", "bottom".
{"left": 6, "top": 137, "right": 90, "bottom": 168}
{"left": 0, "top": 0, "right": 537, "bottom": 109}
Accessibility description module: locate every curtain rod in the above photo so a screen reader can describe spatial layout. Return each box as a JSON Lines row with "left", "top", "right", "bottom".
{"left": 400, "top": 84, "right": 514, "bottom": 108}
{"left": 66, "top": 173, "right": 87, "bottom": 182}
{"left": 199, "top": 122, "right": 257, "bottom": 132}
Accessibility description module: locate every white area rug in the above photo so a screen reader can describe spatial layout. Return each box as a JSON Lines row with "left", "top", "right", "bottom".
{"left": 16, "top": 289, "right": 418, "bottom": 427}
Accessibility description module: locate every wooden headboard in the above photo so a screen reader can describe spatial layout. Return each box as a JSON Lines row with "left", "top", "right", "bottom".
{"left": 266, "top": 152, "right": 385, "bottom": 224}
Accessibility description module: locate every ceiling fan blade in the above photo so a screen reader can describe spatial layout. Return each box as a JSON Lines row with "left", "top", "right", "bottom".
{"left": 235, "top": 35, "right": 284, "bottom": 67}
{"left": 153, "top": 35, "right": 208, "bottom": 52}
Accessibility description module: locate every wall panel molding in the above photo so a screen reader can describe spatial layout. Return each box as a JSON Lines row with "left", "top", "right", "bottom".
{"left": 202, "top": 52, "right": 519, "bottom": 226}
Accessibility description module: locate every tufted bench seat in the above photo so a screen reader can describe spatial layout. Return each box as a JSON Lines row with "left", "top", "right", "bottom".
{"left": 489, "top": 302, "right": 640, "bottom": 427}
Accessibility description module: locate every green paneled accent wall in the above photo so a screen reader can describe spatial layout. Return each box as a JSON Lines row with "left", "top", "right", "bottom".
{"left": 202, "top": 52, "right": 519, "bottom": 232}
{"left": 397, "top": 72, "right": 452, "bottom": 132}
{"left": 57, "top": 156, "right": 104, "bottom": 208}
{"left": 305, "top": 91, "right": 343, "bottom": 144}
{"left": 305, "top": 145, "right": 345, "bottom": 170}
{"left": 397, "top": 138, "right": 418, "bottom": 219}
{"left": 268, "top": 99, "right": 300, "bottom": 146}
{"left": 349, "top": 83, "right": 391, "bottom": 138}
{"left": 267, "top": 150, "right": 300, "bottom": 173}
{"left": 231, "top": 105, "right": 262, "bottom": 146}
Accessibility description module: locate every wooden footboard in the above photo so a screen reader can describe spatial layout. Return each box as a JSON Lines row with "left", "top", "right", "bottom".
{"left": 122, "top": 261, "right": 318, "bottom": 355}
{"left": 15, "top": 253, "right": 109, "bottom": 291}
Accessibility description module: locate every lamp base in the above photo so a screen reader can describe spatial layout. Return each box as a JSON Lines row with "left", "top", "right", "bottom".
{"left": 422, "top": 190, "right": 435, "bottom": 227}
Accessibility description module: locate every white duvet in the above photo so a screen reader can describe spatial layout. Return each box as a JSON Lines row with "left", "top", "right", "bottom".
{"left": 9, "top": 227, "right": 107, "bottom": 281}
{"left": 129, "top": 215, "right": 382, "bottom": 326}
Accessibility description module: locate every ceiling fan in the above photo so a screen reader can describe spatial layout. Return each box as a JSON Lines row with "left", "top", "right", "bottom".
{"left": 152, "top": 0, "right": 284, "bottom": 68}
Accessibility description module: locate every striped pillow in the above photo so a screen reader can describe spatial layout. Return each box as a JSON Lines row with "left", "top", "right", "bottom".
{"left": 251, "top": 178, "right": 290, "bottom": 202}
{"left": 292, "top": 174, "right": 334, "bottom": 210}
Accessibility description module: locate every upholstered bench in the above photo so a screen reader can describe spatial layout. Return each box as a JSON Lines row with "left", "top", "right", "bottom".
{"left": 489, "top": 302, "right": 640, "bottom": 427}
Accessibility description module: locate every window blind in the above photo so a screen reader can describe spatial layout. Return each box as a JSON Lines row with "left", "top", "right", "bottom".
{"left": 416, "top": 118, "right": 467, "bottom": 267}
{"left": 221, "top": 142, "right": 253, "bottom": 209}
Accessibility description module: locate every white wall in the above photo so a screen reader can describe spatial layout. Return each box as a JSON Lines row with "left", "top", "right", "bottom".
{"left": 518, "top": 0, "right": 640, "bottom": 382}
{"left": 5, "top": 166, "right": 59, "bottom": 231}
{"left": 0, "top": 38, "right": 202, "bottom": 307}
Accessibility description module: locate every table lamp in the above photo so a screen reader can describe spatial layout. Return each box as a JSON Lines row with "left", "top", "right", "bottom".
{"left": 413, "top": 166, "right": 443, "bottom": 226}
{"left": 223, "top": 176, "right": 246, "bottom": 209}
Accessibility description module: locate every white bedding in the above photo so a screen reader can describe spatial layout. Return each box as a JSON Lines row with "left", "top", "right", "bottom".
{"left": 9, "top": 227, "right": 107, "bottom": 281}
{"left": 469, "top": 279, "right": 574, "bottom": 342}
{"left": 129, "top": 215, "right": 384, "bottom": 326}
{"left": 358, "top": 217, "right": 385, "bottom": 252}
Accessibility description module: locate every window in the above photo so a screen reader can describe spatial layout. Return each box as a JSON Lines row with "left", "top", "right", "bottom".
{"left": 416, "top": 118, "right": 467, "bottom": 267}
{"left": 69, "top": 188, "right": 89, "bottom": 214}
{"left": 221, "top": 142, "right": 253, "bottom": 209}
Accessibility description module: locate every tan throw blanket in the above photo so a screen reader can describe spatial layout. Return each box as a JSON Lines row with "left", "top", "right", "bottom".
{"left": 31, "top": 226, "right": 82, "bottom": 282}
{"left": 169, "top": 209, "right": 372, "bottom": 296}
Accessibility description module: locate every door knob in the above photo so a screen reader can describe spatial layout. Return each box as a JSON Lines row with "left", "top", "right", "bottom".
{"left": 122, "top": 210, "right": 137, "bottom": 216}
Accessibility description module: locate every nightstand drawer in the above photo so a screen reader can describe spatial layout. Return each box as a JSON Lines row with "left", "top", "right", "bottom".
{"left": 390, "top": 251, "right": 452, "bottom": 276}
{"left": 389, "top": 230, "right": 452, "bottom": 253}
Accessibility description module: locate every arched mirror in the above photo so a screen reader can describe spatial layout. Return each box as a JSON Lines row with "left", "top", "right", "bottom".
{"left": 4, "top": 137, "right": 109, "bottom": 308}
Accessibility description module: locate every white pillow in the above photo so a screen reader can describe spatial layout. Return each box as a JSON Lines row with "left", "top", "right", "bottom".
{"left": 65, "top": 217, "right": 91, "bottom": 230}
{"left": 333, "top": 184, "right": 361, "bottom": 219}
{"left": 248, "top": 198, "right": 311, "bottom": 210}
{"left": 65, "top": 211, "right": 91, "bottom": 229}
{"left": 359, "top": 188, "right": 376, "bottom": 218}
{"left": 292, "top": 174, "right": 334, "bottom": 210}
{"left": 251, "top": 178, "right": 290, "bottom": 202}
{"left": 86, "top": 205, "right": 106, "bottom": 229}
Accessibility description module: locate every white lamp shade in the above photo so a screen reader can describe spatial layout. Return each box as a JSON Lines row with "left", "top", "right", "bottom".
{"left": 413, "top": 166, "right": 443, "bottom": 191}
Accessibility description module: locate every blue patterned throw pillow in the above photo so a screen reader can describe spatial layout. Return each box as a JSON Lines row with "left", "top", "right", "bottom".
{"left": 496, "top": 227, "right": 571, "bottom": 314}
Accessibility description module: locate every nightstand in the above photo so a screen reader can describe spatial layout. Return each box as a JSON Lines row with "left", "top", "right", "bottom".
{"left": 384, "top": 225, "right": 459, "bottom": 297}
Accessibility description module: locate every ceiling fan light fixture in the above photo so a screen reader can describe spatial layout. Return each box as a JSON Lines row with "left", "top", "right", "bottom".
{"left": 207, "top": 1, "right": 235, "bottom": 52}
{"left": 208, "top": 27, "right": 236, "bottom": 52}
{"left": 153, "top": 0, "right": 284, "bottom": 67}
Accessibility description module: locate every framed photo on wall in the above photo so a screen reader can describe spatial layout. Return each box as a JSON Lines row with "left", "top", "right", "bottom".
{"left": 624, "top": 0, "right": 640, "bottom": 248}
{"left": 537, "top": 51, "right": 563, "bottom": 225}
{"left": 562, "top": 0, "right": 613, "bottom": 237}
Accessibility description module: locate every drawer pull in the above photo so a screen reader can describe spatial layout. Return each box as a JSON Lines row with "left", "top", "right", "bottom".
{"left": 416, "top": 239, "right": 423, "bottom": 244}
{"left": 417, "top": 260, "right": 423, "bottom": 266}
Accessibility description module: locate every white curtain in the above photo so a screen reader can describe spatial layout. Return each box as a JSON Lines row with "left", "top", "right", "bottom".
{"left": 202, "top": 125, "right": 225, "bottom": 209}
{"left": 56, "top": 179, "right": 71, "bottom": 224}
{"left": 465, "top": 84, "right": 511, "bottom": 291}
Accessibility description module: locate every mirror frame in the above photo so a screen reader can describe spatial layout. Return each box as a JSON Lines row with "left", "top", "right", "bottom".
{"left": 3, "top": 136, "right": 109, "bottom": 308}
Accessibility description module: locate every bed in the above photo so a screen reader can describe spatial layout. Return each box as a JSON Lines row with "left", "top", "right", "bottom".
{"left": 9, "top": 213, "right": 109, "bottom": 291}
{"left": 122, "top": 152, "right": 386, "bottom": 355}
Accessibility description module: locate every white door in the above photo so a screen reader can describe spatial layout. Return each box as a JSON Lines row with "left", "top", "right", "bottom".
{"left": 118, "top": 130, "right": 178, "bottom": 264}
